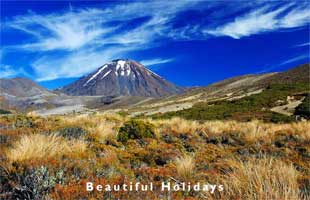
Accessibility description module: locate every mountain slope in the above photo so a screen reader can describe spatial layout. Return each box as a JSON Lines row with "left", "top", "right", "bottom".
{"left": 148, "top": 64, "right": 310, "bottom": 121}
{"left": 130, "top": 63, "right": 309, "bottom": 116}
{"left": 262, "top": 63, "right": 309, "bottom": 84}
{"left": 59, "top": 59, "right": 184, "bottom": 97}
{"left": 0, "top": 77, "right": 53, "bottom": 97}
{"left": 183, "top": 63, "right": 309, "bottom": 99}
{"left": 0, "top": 77, "right": 58, "bottom": 111}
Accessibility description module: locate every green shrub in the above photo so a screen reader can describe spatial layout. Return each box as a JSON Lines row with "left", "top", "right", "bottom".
{"left": 0, "top": 134, "right": 10, "bottom": 144}
{"left": 117, "top": 120, "right": 155, "bottom": 143}
{"left": 1, "top": 166, "right": 65, "bottom": 200}
{"left": 294, "top": 94, "right": 310, "bottom": 119}
{"left": 270, "top": 113, "right": 294, "bottom": 123}
{"left": 0, "top": 109, "right": 11, "bottom": 114}
{"left": 14, "top": 116, "right": 35, "bottom": 128}
{"left": 57, "top": 126, "right": 88, "bottom": 139}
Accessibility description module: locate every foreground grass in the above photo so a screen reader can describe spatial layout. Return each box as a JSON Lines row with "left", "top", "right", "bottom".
{"left": 6, "top": 134, "right": 87, "bottom": 162}
{"left": 0, "top": 113, "right": 309, "bottom": 199}
{"left": 220, "top": 157, "right": 301, "bottom": 200}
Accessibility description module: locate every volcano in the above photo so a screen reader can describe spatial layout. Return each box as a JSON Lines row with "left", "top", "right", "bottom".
{"left": 59, "top": 59, "right": 184, "bottom": 97}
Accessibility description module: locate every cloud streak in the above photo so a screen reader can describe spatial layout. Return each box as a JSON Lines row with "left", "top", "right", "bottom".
{"left": 140, "top": 58, "right": 174, "bottom": 67}
{"left": 205, "top": 3, "right": 309, "bottom": 39}
{"left": 0, "top": 65, "right": 27, "bottom": 78}
{"left": 3, "top": 1, "right": 198, "bottom": 81}
{"left": 279, "top": 54, "right": 309, "bottom": 66}
{"left": 294, "top": 42, "right": 310, "bottom": 47}
{"left": 2, "top": 1, "right": 309, "bottom": 81}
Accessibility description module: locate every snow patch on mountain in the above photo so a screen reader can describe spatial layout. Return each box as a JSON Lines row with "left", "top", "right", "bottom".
{"left": 116, "top": 60, "right": 126, "bottom": 71}
{"left": 83, "top": 65, "right": 107, "bottom": 86}
{"left": 102, "top": 70, "right": 112, "bottom": 79}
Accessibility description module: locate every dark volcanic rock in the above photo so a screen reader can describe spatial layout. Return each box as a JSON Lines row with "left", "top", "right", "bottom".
{"left": 59, "top": 59, "right": 184, "bottom": 97}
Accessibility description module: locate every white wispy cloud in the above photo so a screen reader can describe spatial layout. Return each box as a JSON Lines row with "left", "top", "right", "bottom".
{"left": 279, "top": 54, "right": 308, "bottom": 66}
{"left": 2, "top": 1, "right": 309, "bottom": 81}
{"left": 205, "top": 3, "right": 310, "bottom": 39}
{"left": 4, "top": 1, "right": 198, "bottom": 81}
{"left": 258, "top": 53, "right": 308, "bottom": 73}
{"left": 140, "top": 58, "right": 174, "bottom": 67}
{"left": 294, "top": 42, "right": 310, "bottom": 47}
{"left": 32, "top": 46, "right": 132, "bottom": 81}
{"left": 0, "top": 65, "right": 27, "bottom": 78}
{"left": 7, "top": 1, "right": 196, "bottom": 52}
{"left": 9, "top": 10, "right": 117, "bottom": 51}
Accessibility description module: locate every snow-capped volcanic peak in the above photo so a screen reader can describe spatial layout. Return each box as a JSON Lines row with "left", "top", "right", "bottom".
{"left": 114, "top": 60, "right": 131, "bottom": 76}
{"left": 61, "top": 59, "right": 184, "bottom": 97}
{"left": 116, "top": 60, "right": 126, "bottom": 71}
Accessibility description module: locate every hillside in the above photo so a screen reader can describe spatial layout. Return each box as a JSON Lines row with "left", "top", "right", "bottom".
{"left": 153, "top": 83, "right": 309, "bottom": 122}
{"left": 0, "top": 77, "right": 52, "bottom": 97}
{"left": 130, "top": 63, "right": 310, "bottom": 120}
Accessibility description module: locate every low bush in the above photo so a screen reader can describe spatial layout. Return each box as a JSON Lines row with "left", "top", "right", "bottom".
{"left": 270, "top": 113, "right": 294, "bottom": 123}
{"left": 57, "top": 127, "right": 88, "bottom": 139}
{"left": 3, "top": 166, "right": 65, "bottom": 200}
{"left": 117, "top": 120, "right": 155, "bottom": 143}
{"left": 14, "top": 116, "right": 35, "bottom": 128}
{"left": 0, "top": 109, "right": 11, "bottom": 114}
{"left": 294, "top": 94, "right": 310, "bottom": 119}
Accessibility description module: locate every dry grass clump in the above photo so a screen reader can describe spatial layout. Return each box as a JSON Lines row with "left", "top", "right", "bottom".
{"left": 202, "top": 120, "right": 239, "bottom": 135}
{"left": 6, "top": 134, "right": 87, "bottom": 162}
{"left": 174, "top": 154, "right": 195, "bottom": 180}
{"left": 241, "top": 120, "right": 270, "bottom": 142}
{"left": 290, "top": 121, "right": 310, "bottom": 141}
{"left": 59, "top": 113, "right": 126, "bottom": 129}
{"left": 154, "top": 117, "right": 202, "bottom": 135}
{"left": 100, "top": 112, "right": 128, "bottom": 123}
{"left": 242, "top": 121, "right": 310, "bottom": 142}
{"left": 59, "top": 114, "right": 95, "bottom": 127}
{"left": 200, "top": 120, "right": 310, "bottom": 143}
{"left": 220, "top": 157, "right": 302, "bottom": 200}
{"left": 87, "top": 121, "right": 117, "bottom": 143}
{"left": 201, "top": 120, "right": 266, "bottom": 139}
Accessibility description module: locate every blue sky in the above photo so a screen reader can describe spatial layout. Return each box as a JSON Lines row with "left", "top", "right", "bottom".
{"left": 0, "top": 0, "right": 309, "bottom": 89}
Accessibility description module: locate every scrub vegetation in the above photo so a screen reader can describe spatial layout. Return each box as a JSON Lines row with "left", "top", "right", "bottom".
{"left": 0, "top": 113, "right": 309, "bottom": 199}
{"left": 154, "top": 83, "right": 309, "bottom": 122}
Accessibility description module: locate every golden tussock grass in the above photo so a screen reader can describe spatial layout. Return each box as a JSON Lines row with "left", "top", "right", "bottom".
{"left": 198, "top": 120, "right": 310, "bottom": 143}
{"left": 59, "top": 113, "right": 126, "bottom": 128}
{"left": 149, "top": 118, "right": 310, "bottom": 146}
{"left": 87, "top": 121, "right": 117, "bottom": 142}
{"left": 174, "top": 154, "right": 195, "bottom": 181}
{"left": 219, "top": 157, "right": 302, "bottom": 200}
{"left": 6, "top": 134, "right": 87, "bottom": 162}
{"left": 154, "top": 117, "right": 201, "bottom": 135}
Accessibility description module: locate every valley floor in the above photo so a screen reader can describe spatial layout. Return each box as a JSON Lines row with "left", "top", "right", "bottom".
{"left": 0, "top": 113, "right": 309, "bottom": 199}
